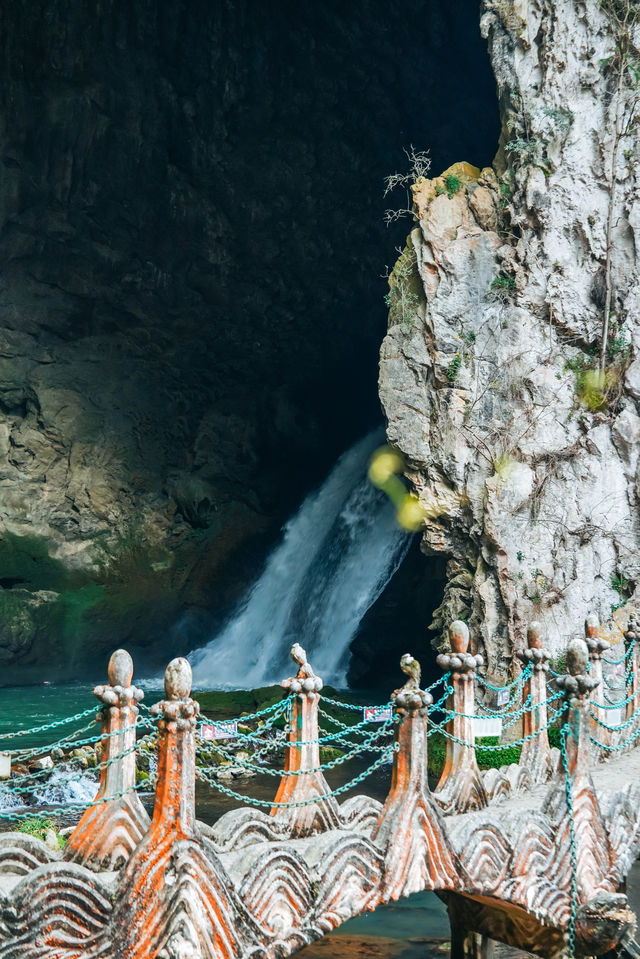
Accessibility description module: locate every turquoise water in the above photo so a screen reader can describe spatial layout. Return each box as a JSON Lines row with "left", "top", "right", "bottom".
{"left": 299, "top": 892, "right": 450, "bottom": 959}
{"left": 0, "top": 683, "right": 163, "bottom": 747}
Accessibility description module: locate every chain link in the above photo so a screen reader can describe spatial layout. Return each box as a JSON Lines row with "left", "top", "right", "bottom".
{"left": 560, "top": 722, "right": 578, "bottom": 958}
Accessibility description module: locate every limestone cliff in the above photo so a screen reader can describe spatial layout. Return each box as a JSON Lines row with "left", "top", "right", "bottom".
{"left": 380, "top": 0, "right": 640, "bottom": 678}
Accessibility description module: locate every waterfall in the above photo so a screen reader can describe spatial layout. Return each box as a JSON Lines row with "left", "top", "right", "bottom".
{"left": 190, "top": 430, "right": 411, "bottom": 689}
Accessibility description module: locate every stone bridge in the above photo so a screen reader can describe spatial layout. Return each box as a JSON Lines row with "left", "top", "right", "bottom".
{"left": 0, "top": 618, "right": 639, "bottom": 959}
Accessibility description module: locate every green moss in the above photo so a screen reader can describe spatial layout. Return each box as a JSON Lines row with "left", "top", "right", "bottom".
{"left": 56, "top": 584, "right": 105, "bottom": 643}
{"left": 198, "top": 686, "right": 285, "bottom": 721}
{"left": 0, "top": 532, "right": 90, "bottom": 592}
{"left": 319, "top": 746, "right": 345, "bottom": 763}
{"left": 444, "top": 173, "right": 463, "bottom": 198}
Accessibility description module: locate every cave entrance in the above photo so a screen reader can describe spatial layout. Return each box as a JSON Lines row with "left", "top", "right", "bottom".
{"left": 347, "top": 538, "right": 447, "bottom": 692}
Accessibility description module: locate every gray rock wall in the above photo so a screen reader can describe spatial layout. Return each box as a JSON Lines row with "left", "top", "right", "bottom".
{"left": 379, "top": 0, "right": 640, "bottom": 677}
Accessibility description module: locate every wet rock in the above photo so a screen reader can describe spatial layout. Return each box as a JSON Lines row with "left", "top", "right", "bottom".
{"left": 44, "top": 829, "right": 60, "bottom": 851}
{"left": 30, "top": 756, "right": 53, "bottom": 771}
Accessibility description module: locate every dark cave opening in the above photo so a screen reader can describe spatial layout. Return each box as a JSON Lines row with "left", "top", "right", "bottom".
{"left": 0, "top": 0, "right": 499, "bottom": 680}
{"left": 348, "top": 538, "right": 448, "bottom": 691}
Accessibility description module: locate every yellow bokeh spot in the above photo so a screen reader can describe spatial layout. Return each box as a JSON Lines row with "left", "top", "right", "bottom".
{"left": 493, "top": 454, "right": 517, "bottom": 480}
{"left": 396, "top": 494, "right": 426, "bottom": 531}
{"left": 368, "top": 447, "right": 404, "bottom": 487}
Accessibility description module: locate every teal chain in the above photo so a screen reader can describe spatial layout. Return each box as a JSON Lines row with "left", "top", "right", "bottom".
{"left": 560, "top": 722, "right": 578, "bottom": 959}
{"left": 197, "top": 700, "right": 291, "bottom": 746}
{"left": 196, "top": 696, "right": 293, "bottom": 730}
{"left": 476, "top": 666, "right": 531, "bottom": 692}
{"left": 4, "top": 732, "right": 157, "bottom": 796}
{"left": 0, "top": 706, "right": 97, "bottom": 742}
{"left": 9, "top": 713, "right": 156, "bottom": 766}
{"left": 442, "top": 688, "right": 564, "bottom": 733}
{"left": 7, "top": 719, "right": 98, "bottom": 763}
{"left": 198, "top": 716, "right": 396, "bottom": 777}
{"left": 428, "top": 700, "right": 568, "bottom": 750}
{"left": 320, "top": 693, "right": 402, "bottom": 712}
{"left": 601, "top": 641, "right": 635, "bottom": 667}
{"left": 589, "top": 707, "right": 640, "bottom": 731}
{"left": 196, "top": 744, "right": 397, "bottom": 808}
{"left": 0, "top": 776, "right": 152, "bottom": 822}
{"left": 600, "top": 685, "right": 639, "bottom": 709}
{"left": 590, "top": 719, "right": 640, "bottom": 751}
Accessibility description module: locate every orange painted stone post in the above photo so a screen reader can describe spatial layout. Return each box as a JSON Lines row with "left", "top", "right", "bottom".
{"left": 271, "top": 643, "right": 341, "bottom": 836}
{"left": 584, "top": 613, "right": 612, "bottom": 752}
{"left": 111, "top": 657, "right": 258, "bottom": 959}
{"left": 374, "top": 653, "right": 460, "bottom": 899}
{"left": 434, "top": 621, "right": 488, "bottom": 814}
{"left": 65, "top": 648, "right": 150, "bottom": 871}
{"left": 542, "top": 639, "right": 616, "bottom": 905}
{"left": 517, "top": 622, "right": 553, "bottom": 783}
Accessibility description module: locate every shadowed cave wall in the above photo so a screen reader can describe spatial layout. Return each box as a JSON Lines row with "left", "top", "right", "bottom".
{"left": 0, "top": 0, "right": 498, "bottom": 682}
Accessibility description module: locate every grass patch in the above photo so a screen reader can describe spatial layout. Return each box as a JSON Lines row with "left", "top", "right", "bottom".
{"left": 17, "top": 815, "right": 66, "bottom": 849}
{"left": 427, "top": 734, "right": 522, "bottom": 773}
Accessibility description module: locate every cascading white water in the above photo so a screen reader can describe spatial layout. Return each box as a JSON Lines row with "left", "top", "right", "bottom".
{"left": 190, "top": 429, "right": 411, "bottom": 688}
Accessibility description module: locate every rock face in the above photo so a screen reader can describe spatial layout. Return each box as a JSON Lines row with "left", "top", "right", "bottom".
{"left": 0, "top": 0, "right": 498, "bottom": 679}
{"left": 379, "top": 0, "right": 640, "bottom": 677}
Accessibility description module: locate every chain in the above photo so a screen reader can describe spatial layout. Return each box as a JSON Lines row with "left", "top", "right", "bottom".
{"left": 0, "top": 707, "right": 98, "bottom": 742}
{"left": 601, "top": 641, "right": 635, "bottom": 667}
{"left": 198, "top": 716, "right": 395, "bottom": 777}
{"left": 4, "top": 734, "right": 156, "bottom": 796}
{"left": 0, "top": 777, "right": 151, "bottom": 822}
{"left": 196, "top": 745, "right": 397, "bottom": 808}
{"left": 428, "top": 700, "right": 568, "bottom": 750}
{"left": 560, "top": 722, "right": 578, "bottom": 959}
{"left": 590, "top": 718, "right": 640, "bottom": 751}
{"left": 476, "top": 665, "right": 531, "bottom": 692}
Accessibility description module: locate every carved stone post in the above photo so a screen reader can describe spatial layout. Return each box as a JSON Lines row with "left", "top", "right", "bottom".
{"left": 374, "top": 653, "right": 460, "bottom": 898}
{"left": 542, "top": 640, "right": 616, "bottom": 904}
{"left": 271, "top": 643, "right": 341, "bottom": 836}
{"left": 434, "top": 621, "right": 488, "bottom": 814}
{"left": 516, "top": 622, "right": 553, "bottom": 783}
{"left": 65, "top": 649, "right": 149, "bottom": 871}
{"left": 111, "top": 658, "right": 259, "bottom": 959}
{"left": 584, "top": 613, "right": 612, "bottom": 752}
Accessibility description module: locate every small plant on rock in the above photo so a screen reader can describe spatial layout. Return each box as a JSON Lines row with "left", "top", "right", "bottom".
{"left": 383, "top": 243, "right": 422, "bottom": 328}
{"left": 490, "top": 273, "right": 517, "bottom": 300}
{"left": 446, "top": 354, "right": 462, "bottom": 382}
{"left": 444, "top": 173, "right": 463, "bottom": 198}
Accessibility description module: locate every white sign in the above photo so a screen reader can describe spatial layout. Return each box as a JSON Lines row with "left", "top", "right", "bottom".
{"left": 201, "top": 721, "right": 238, "bottom": 741}
{"left": 0, "top": 754, "right": 9, "bottom": 779}
{"left": 496, "top": 689, "right": 510, "bottom": 707}
{"left": 472, "top": 717, "right": 502, "bottom": 738}
{"left": 363, "top": 706, "right": 393, "bottom": 723}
